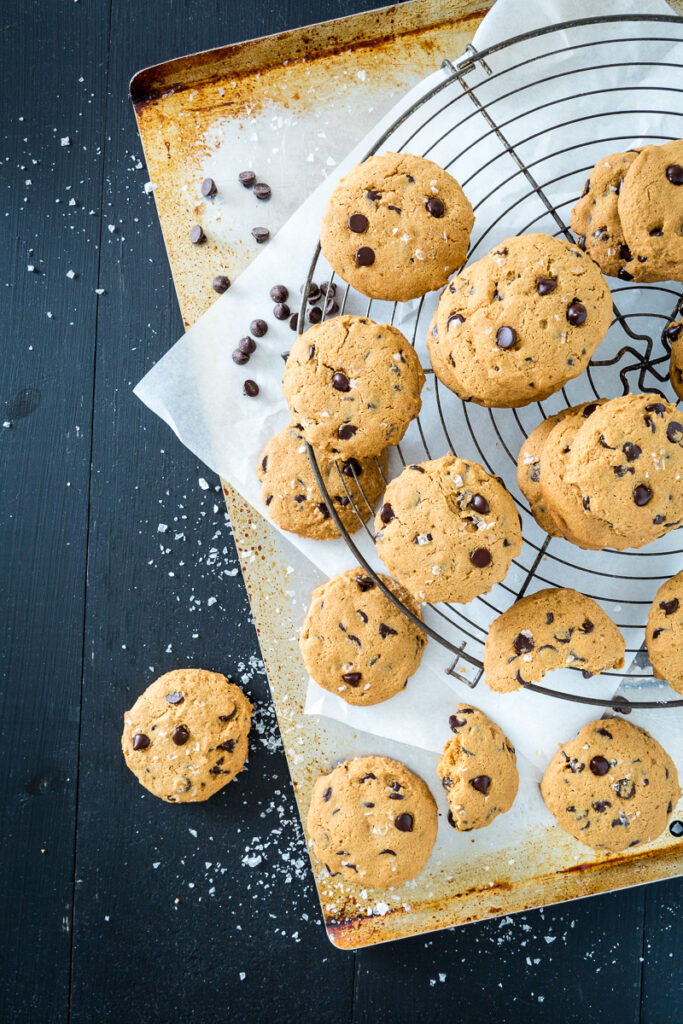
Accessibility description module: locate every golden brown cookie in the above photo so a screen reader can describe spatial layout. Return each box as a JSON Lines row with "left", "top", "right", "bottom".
{"left": 666, "top": 318, "right": 683, "bottom": 401}
{"left": 483, "top": 587, "right": 625, "bottom": 694}
{"left": 646, "top": 569, "right": 683, "bottom": 695}
{"left": 618, "top": 139, "right": 683, "bottom": 282}
{"left": 299, "top": 567, "right": 426, "bottom": 706}
{"left": 541, "top": 718, "right": 680, "bottom": 853}
{"left": 282, "top": 315, "right": 425, "bottom": 460}
{"left": 427, "top": 233, "right": 613, "bottom": 408}
{"left": 257, "top": 423, "right": 388, "bottom": 540}
{"left": 437, "top": 705, "right": 518, "bottom": 830}
{"left": 307, "top": 755, "right": 438, "bottom": 887}
{"left": 122, "top": 669, "right": 252, "bottom": 802}
{"left": 373, "top": 454, "right": 522, "bottom": 604}
{"left": 320, "top": 152, "right": 474, "bottom": 301}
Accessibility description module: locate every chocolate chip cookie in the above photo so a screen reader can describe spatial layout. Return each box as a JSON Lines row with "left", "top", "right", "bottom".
{"left": 570, "top": 150, "right": 651, "bottom": 281}
{"left": 427, "top": 233, "right": 613, "bottom": 408}
{"left": 516, "top": 400, "right": 606, "bottom": 536}
{"left": 320, "top": 152, "right": 474, "bottom": 302}
{"left": 436, "top": 705, "right": 518, "bottom": 830}
{"left": 122, "top": 669, "right": 252, "bottom": 802}
{"left": 665, "top": 318, "right": 683, "bottom": 400}
{"left": 483, "top": 587, "right": 625, "bottom": 694}
{"left": 541, "top": 393, "right": 683, "bottom": 550}
{"left": 282, "top": 315, "right": 425, "bottom": 459}
{"left": 257, "top": 423, "right": 388, "bottom": 540}
{"left": 299, "top": 567, "right": 427, "bottom": 706}
{"left": 373, "top": 454, "right": 522, "bottom": 604}
{"left": 618, "top": 139, "right": 683, "bottom": 283}
{"left": 307, "top": 755, "right": 438, "bottom": 887}
{"left": 646, "top": 569, "right": 683, "bottom": 695}
{"left": 541, "top": 718, "right": 680, "bottom": 853}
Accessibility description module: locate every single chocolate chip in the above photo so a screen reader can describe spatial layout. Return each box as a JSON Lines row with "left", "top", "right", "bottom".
{"left": 581, "top": 178, "right": 590, "bottom": 197}
{"left": 618, "top": 242, "right": 633, "bottom": 262}
{"left": 306, "top": 284, "right": 322, "bottom": 303}
{"left": 576, "top": 234, "right": 586, "bottom": 250}
{"left": 660, "top": 598, "right": 679, "bottom": 615}
{"left": 288, "top": 314, "right": 298, "bottom": 331}
{"left": 332, "top": 371, "right": 350, "bottom": 392}
{"left": 536, "top": 276, "right": 557, "bottom": 295}
{"left": 348, "top": 213, "right": 369, "bottom": 232}
{"left": 355, "top": 246, "right": 375, "bottom": 266}
{"left": 653, "top": 627, "right": 664, "bottom": 639}
{"left": 239, "top": 170, "right": 256, "bottom": 188}
{"left": 379, "top": 623, "right": 398, "bottom": 638}
{"left": 379, "top": 849, "right": 396, "bottom": 855}
{"left": 243, "top": 380, "right": 259, "bottom": 398}
{"left": 366, "top": 189, "right": 381, "bottom": 201}
{"left": 653, "top": 514, "right": 665, "bottom": 525}
{"left": 172, "top": 725, "right": 190, "bottom": 746}
{"left": 307, "top": 306, "right": 322, "bottom": 325}
{"left": 583, "top": 403, "right": 599, "bottom": 418}
{"left": 219, "top": 738, "right": 236, "bottom": 753}
{"left": 320, "top": 281, "right": 336, "bottom": 298}
{"left": 650, "top": 227, "right": 664, "bottom": 237}
{"left": 189, "top": 224, "right": 205, "bottom": 245}
{"left": 633, "top": 484, "right": 652, "bottom": 506}
{"left": 447, "top": 313, "right": 465, "bottom": 329}
{"left": 617, "top": 267, "right": 634, "bottom": 281}
{"left": 323, "top": 787, "right": 332, "bottom": 801}
{"left": 219, "top": 706, "right": 237, "bottom": 722}
{"left": 273, "top": 302, "right": 290, "bottom": 320}
{"left": 470, "top": 548, "right": 491, "bottom": 568}
{"left": 592, "top": 800, "right": 611, "bottom": 813}
{"left": 496, "top": 326, "right": 516, "bottom": 349}
{"left": 646, "top": 402, "right": 666, "bottom": 417}
{"left": 614, "top": 465, "right": 634, "bottom": 478}
{"left": 425, "top": 196, "right": 444, "bottom": 217}
{"left": 325, "top": 298, "right": 339, "bottom": 316}
{"left": 513, "top": 632, "right": 534, "bottom": 654}
{"left": 567, "top": 300, "right": 587, "bottom": 326}
{"left": 342, "top": 457, "right": 362, "bottom": 477}
{"left": 212, "top": 274, "right": 230, "bottom": 294}
{"left": 316, "top": 502, "right": 330, "bottom": 519}
{"left": 237, "top": 336, "right": 256, "bottom": 356}
{"left": 546, "top": 612, "right": 554, "bottom": 624}
{"left": 614, "top": 778, "right": 636, "bottom": 800}
{"left": 470, "top": 775, "right": 491, "bottom": 794}
{"left": 342, "top": 672, "right": 361, "bottom": 685}
{"left": 380, "top": 502, "right": 395, "bottom": 524}
{"left": 201, "top": 177, "right": 217, "bottom": 198}
{"left": 623, "top": 442, "right": 641, "bottom": 461}
{"left": 356, "top": 575, "right": 374, "bottom": 592}
{"left": 666, "top": 163, "right": 683, "bottom": 185}
{"left": 232, "top": 348, "right": 249, "bottom": 365}
{"left": 133, "top": 733, "right": 150, "bottom": 750}
{"left": 666, "top": 323, "right": 682, "bottom": 341}
{"left": 250, "top": 319, "right": 267, "bottom": 337}
{"left": 590, "top": 755, "right": 609, "bottom": 776}
{"left": 166, "top": 691, "right": 184, "bottom": 705}
{"left": 338, "top": 423, "right": 357, "bottom": 440}
{"left": 253, "top": 182, "right": 271, "bottom": 200}
{"left": 470, "top": 493, "right": 490, "bottom": 514}
{"left": 449, "top": 714, "right": 467, "bottom": 731}
{"left": 394, "top": 812, "right": 413, "bottom": 832}
{"left": 597, "top": 727, "right": 612, "bottom": 738}
{"left": 580, "top": 619, "right": 594, "bottom": 634}
{"left": 251, "top": 227, "right": 269, "bottom": 244}
{"left": 667, "top": 421, "right": 683, "bottom": 443}
{"left": 360, "top": 772, "right": 376, "bottom": 782}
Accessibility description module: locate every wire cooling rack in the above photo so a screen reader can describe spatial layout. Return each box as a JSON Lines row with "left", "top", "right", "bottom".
{"left": 298, "top": 14, "right": 683, "bottom": 711}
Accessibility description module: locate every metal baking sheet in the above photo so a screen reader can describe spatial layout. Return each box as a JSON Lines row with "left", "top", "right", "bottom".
{"left": 131, "top": 0, "right": 683, "bottom": 947}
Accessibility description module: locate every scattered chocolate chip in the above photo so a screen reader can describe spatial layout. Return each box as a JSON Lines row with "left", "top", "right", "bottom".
{"left": 496, "top": 325, "right": 516, "bottom": 349}
{"left": 332, "top": 371, "right": 350, "bottom": 392}
{"left": 666, "top": 163, "right": 683, "bottom": 185}
{"left": 172, "top": 725, "right": 189, "bottom": 745}
{"left": 238, "top": 170, "right": 256, "bottom": 188}
{"left": 253, "top": 182, "right": 271, "bottom": 200}
{"left": 325, "top": 298, "right": 339, "bottom": 316}
{"left": 470, "top": 775, "right": 491, "bottom": 794}
{"left": 380, "top": 503, "right": 395, "bottom": 524}
{"left": 513, "top": 632, "right": 534, "bottom": 654}
{"left": 660, "top": 598, "right": 679, "bottom": 615}
{"left": 250, "top": 319, "right": 267, "bottom": 337}
{"left": 342, "top": 672, "right": 361, "bottom": 685}
{"left": 379, "top": 623, "right": 397, "bottom": 638}
{"left": 348, "top": 213, "right": 369, "bottom": 232}
{"left": 590, "top": 755, "right": 609, "bottom": 776}
{"left": 273, "top": 302, "right": 290, "bottom": 320}
{"left": 189, "top": 224, "right": 205, "bottom": 244}
{"left": 470, "top": 493, "right": 490, "bottom": 514}
{"left": 243, "top": 380, "right": 259, "bottom": 398}
{"left": 305, "top": 284, "right": 322, "bottom": 304}
{"left": 425, "top": 196, "right": 444, "bottom": 217}
{"left": 323, "top": 787, "right": 332, "bottom": 801}
{"left": 232, "top": 349, "right": 249, "bottom": 365}
{"left": 212, "top": 274, "right": 230, "bottom": 294}
{"left": 166, "top": 691, "right": 184, "bottom": 704}
{"left": 567, "top": 300, "right": 587, "bottom": 326}
{"left": 251, "top": 227, "right": 269, "bottom": 244}
{"left": 355, "top": 575, "right": 374, "bottom": 592}
{"left": 394, "top": 812, "right": 413, "bottom": 832}
{"left": 338, "top": 424, "right": 357, "bottom": 440}
{"left": 320, "top": 281, "right": 336, "bottom": 298}
{"left": 470, "top": 548, "right": 491, "bottom": 568}
{"left": 633, "top": 484, "right": 653, "bottom": 506}
{"left": 133, "top": 733, "right": 150, "bottom": 750}
{"left": 307, "top": 306, "right": 322, "bottom": 325}
{"left": 536, "top": 277, "right": 557, "bottom": 295}
{"left": 355, "top": 246, "right": 375, "bottom": 266}
{"left": 201, "top": 177, "right": 217, "bottom": 198}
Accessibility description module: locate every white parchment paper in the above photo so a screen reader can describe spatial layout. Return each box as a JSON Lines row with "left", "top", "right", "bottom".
{"left": 136, "top": 0, "right": 683, "bottom": 775}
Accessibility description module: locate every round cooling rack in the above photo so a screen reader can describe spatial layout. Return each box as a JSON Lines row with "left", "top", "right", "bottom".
{"left": 297, "top": 14, "right": 683, "bottom": 711}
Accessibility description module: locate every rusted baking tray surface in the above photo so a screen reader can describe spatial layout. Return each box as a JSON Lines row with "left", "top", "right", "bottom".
{"left": 131, "top": 0, "right": 683, "bottom": 947}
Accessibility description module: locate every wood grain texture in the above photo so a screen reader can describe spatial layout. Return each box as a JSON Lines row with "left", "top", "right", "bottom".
{"left": 0, "top": 0, "right": 680, "bottom": 1021}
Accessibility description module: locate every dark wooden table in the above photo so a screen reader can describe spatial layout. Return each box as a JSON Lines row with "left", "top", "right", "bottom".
{"left": 2, "top": 2, "right": 681, "bottom": 1021}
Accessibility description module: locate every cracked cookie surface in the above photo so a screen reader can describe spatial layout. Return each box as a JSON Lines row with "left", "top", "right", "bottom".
{"left": 320, "top": 151, "right": 474, "bottom": 301}
{"left": 646, "top": 568, "right": 683, "bottom": 695}
{"left": 299, "top": 567, "right": 426, "bottom": 706}
{"left": 282, "top": 314, "right": 424, "bottom": 460}
{"left": 427, "top": 233, "right": 613, "bottom": 408}
{"left": 541, "top": 718, "right": 680, "bottom": 852}
{"left": 307, "top": 755, "right": 438, "bottom": 887}
{"left": 483, "top": 587, "right": 625, "bottom": 694}
{"left": 437, "top": 704, "right": 518, "bottom": 830}
{"left": 122, "top": 669, "right": 252, "bottom": 802}
{"left": 373, "top": 454, "right": 522, "bottom": 604}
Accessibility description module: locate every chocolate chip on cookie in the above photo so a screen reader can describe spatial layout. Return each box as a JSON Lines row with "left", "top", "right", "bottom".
{"left": 646, "top": 568, "right": 683, "bottom": 695}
